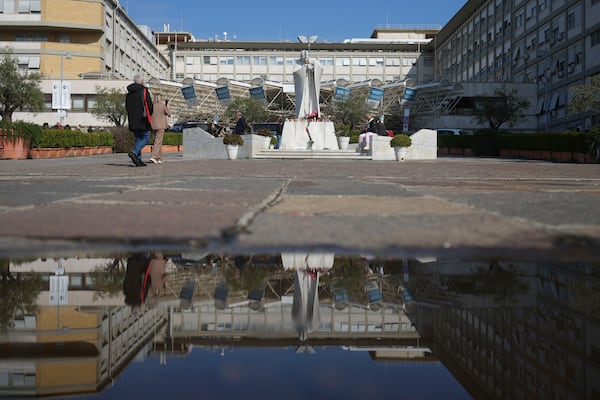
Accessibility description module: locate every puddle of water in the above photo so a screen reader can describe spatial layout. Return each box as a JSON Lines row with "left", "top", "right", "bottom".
{"left": 1, "top": 252, "right": 598, "bottom": 399}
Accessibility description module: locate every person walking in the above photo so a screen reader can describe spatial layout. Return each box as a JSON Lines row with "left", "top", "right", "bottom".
{"left": 149, "top": 94, "right": 171, "bottom": 164}
{"left": 125, "top": 73, "right": 153, "bottom": 167}
{"left": 233, "top": 111, "right": 249, "bottom": 135}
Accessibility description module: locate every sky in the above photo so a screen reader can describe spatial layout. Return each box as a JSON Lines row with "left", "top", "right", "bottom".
{"left": 123, "top": 0, "right": 467, "bottom": 42}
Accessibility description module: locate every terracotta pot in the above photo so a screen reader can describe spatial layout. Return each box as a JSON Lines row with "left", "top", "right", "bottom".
{"left": 0, "top": 135, "right": 30, "bottom": 159}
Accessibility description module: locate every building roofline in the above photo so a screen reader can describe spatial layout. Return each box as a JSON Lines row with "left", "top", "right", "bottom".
{"left": 435, "top": 0, "right": 487, "bottom": 45}
{"left": 173, "top": 40, "right": 425, "bottom": 52}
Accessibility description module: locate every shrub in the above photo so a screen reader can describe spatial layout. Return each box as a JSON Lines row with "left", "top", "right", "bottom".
{"left": 390, "top": 134, "right": 412, "bottom": 147}
{"left": 254, "top": 129, "right": 272, "bottom": 137}
{"left": 336, "top": 124, "right": 351, "bottom": 136}
{"left": 0, "top": 120, "right": 41, "bottom": 143}
{"left": 223, "top": 133, "right": 244, "bottom": 145}
{"left": 163, "top": 133, "right": 183, "bottom": 146}
{"left": 33, "top": 129, "right": 114, "bottom": 148}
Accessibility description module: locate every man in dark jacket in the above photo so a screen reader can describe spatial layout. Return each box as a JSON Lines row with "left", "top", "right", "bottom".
{"left": 233, "top": 111, "right": 249, "bottom": 135}
{"left": 125, "top": 74, "right": 153, "bottom": 166}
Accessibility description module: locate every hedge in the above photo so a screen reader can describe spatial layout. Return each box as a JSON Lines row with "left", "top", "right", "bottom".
{"left": 33, "top": 129, "right": 114, "bottom": 148}
{"left": 439, "top": 130, "right": 594, "bottom": 156}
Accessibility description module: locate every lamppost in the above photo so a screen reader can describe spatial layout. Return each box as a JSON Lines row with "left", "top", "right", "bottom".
{"left": 59, "top": 50, "right": 72, "bottom": 127}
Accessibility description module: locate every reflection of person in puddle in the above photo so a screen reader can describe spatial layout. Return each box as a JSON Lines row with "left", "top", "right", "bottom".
{"left": 148, "top": 252, "right": 168, "bottom": 296}
{"left": 123, "top": 253, "right": 149, "bottom": 314}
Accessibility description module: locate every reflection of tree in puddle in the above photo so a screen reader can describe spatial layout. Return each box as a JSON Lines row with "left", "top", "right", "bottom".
{"left": 570, "top": 262, "right": 600, "bottom": 319}
{"left": 0, "top": 258, "right": 41, "bottom": 331}
{"left": 471, "top": 261, "right": 530, "bottom": 304}
{"left": 89, "top": 257, "right": 127, "bottom": 300}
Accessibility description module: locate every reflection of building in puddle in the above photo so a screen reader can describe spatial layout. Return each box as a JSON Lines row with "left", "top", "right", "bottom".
{"left": 165, "top": 252, "right": 417, "bottom": 348}
{"left": 1, "top": 257, "right": 166, "bottom": 398}
{"left": 403, "top": 259, "right": 600, "bottom": 400}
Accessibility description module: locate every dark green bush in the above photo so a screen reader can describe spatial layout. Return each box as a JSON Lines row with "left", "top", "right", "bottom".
{"left": 163, "top": 133, "right": 183, "bottom": 146}
{"left": 0, "top": 121, "right": 41, "bottom": 143}
{"left": 437, "top": 134, "right": 474, "bottom": 149}
{"left": 33, "top": 129, "right": 114, "bottom": 148}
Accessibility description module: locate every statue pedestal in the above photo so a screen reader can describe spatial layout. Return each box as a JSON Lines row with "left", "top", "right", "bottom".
{"left": 280, "top": 120, "right": 338, "bottom": 150}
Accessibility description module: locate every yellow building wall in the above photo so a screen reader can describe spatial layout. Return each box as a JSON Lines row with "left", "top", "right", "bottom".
{"left": 40, "top": 53, "right": 104, "bottom": 80}
{"left": 37, "top": 361, "right": 98, "bottom": 388}
{"left": 36, "top": 307, "right": 100, "bottom": 344}
{"left": 42, "top": 0, "right": 104, "bottom": 26}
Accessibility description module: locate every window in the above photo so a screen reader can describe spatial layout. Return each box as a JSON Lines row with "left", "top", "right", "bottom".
{"left": 27, "top": 56, "right": 39, "bottom": 68}
{"left": 236, "top": 56, "right": 250, "bottom": 65}
{"left": 352, "top": 57, "right": 366, "bottom": 66}
{"left": 219, "top": 56, "right": 233, "bottom": 65}
{"left": 386, "top": 57, "right": 400, "bottom": 66}
{"left": 515, "top": 12, "right": 524, "bottom": 28}
{"left": 336, "top": 57, "right": 350, "bottom": 66}
{"left": 591, "top": 29, "right": 600, "bottom": 47}
{"left": 186, "top": 56, "right": 200, "bottom": 65}
{"left": 0, "top": 0, "right": 15, "bottom": 13}
{"left": 269, "top": 56, "right": 284, "bottom": 65}
{"left": 369, "top": 57, "right": 384, "bottom": 66}
{"left": 59, "top": 34, "right": 70, "bottom": 43}
{"left": 15, "top": 32, "right": 47, "bottom": 42}
{"left": 319, "top": 57, "right": 333, "bottom": 66}
{"left": 402, "top": 57, "right": 417, "bottom": 66}
{"left": 87, "top": 97, "right": 96, "bottom": 111}
{"left": 253, "top": 56, "right": 267, "bottom": 65}
{"left": 567, "top": 12, "right": 576, "bottom": 30}
{"left": 71, "top": 96, "right": 85, "bottom": 111}
{"left": 203, "top": 56, "right": 217, "bottom": 65}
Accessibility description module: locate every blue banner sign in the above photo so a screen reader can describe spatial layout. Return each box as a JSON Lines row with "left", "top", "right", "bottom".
{"left": 249, "top": 87, "right": 266, "bottom": 100}
{"left": 402, "top": 87, "right": 417, "bottom": 102}
{"left": 215, "top": 86, "right": 231, "bottom": 103}
{"left": 334, "top": 87, "right": 350, "bottom": 101}
{"left": 181, "top": 85, "right": 198, "bottom": 107}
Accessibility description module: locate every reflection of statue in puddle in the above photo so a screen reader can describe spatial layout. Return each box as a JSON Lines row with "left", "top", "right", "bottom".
{"left": 282, "top": 253, "right": 333, "bottom": 341}
{"left": 293, "top": 49, "right": 323, "bottom": 119}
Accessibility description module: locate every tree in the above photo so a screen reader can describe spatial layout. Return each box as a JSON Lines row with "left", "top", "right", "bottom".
{"left": 568, "top": 74, "right": 600, "bottom": 116}
{"left": 224, "top": 97, "right": 269, "bottom": 128}
{"left": 472, "top": 88, "right": 530, "bottom": 132}
{"left": 0, "top": 49, "right": 44, "bottom": 123}
{"left": 91, "top": 86, "right": 127, "bottom": 127}
{"left": 323, "top": 92, "right": 368, "bottom": 131}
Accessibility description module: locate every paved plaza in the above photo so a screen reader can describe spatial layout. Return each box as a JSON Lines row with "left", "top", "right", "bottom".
{"left": 0, "top": 153, "right": 598, "bottom": 260}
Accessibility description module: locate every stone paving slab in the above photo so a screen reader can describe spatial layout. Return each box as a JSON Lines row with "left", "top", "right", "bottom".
{"left": 0, "top": 153, "right": 598, "bottom": 259}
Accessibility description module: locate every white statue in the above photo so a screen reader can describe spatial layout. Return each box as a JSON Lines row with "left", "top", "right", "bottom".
{"left": 293, "top": 50, "right": 323, "bottom": 119}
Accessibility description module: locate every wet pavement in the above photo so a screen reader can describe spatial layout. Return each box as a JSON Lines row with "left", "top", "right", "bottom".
{"left": 0, "top": 152, "right": 599, "bottom": 259}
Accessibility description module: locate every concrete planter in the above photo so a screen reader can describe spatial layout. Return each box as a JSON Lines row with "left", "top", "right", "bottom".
{"left": 337, "top": 136, "right": 350, "bottom": 150}
{"left": 29, "top": 146, "right": 113, "bottom": 159}
{"left": 394, "top": 146, "right": 408, "bottom": 161}
{"left": 225, "top": 144, "right": 239, "bottom": 160}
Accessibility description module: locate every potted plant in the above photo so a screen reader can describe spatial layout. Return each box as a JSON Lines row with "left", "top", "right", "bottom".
{"left": 0, "top": 121, "right": 41, "bottom": 159}
{"left": 335, "top": 124, "right": 351, "bottom": 150}
{"left": 223, "top": 133, "right": 244, "bottom": 159}
{"left": 390, "top": 133, "right": 412, "bottom": 161}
